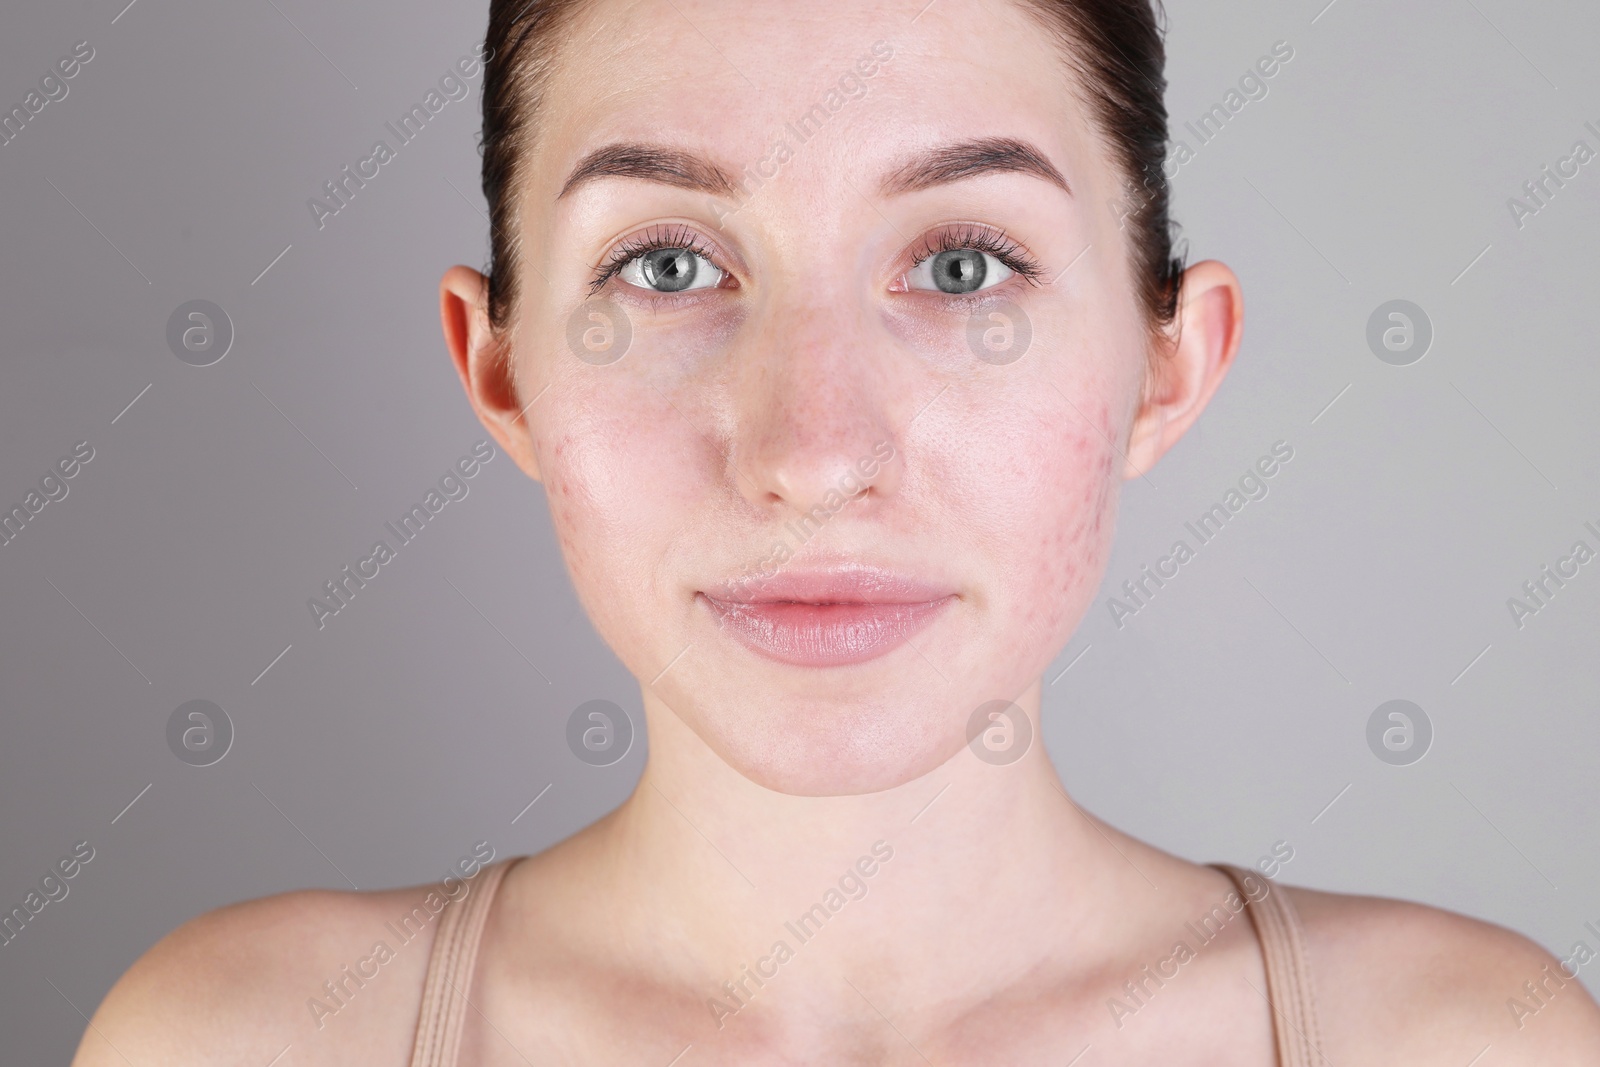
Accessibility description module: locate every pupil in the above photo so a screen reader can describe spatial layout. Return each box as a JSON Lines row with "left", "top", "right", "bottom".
{"left": 932, "top": 249, "right": 985, "bottom": 294}
{"left": 642, "top": 248, "right": 697, "bottom": 292}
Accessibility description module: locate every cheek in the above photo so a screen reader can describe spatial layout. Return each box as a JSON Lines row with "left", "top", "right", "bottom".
{"left": 939, "top": 387, "right": 1123, "bottom": 653}
{"left": 1027, "top": 404, "right": 1120, "bottom": 608}
{"left": 537, "top": 386, "right": 700, "bottom": 611}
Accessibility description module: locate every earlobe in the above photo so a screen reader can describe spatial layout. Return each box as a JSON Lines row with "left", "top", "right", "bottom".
{"left": 439, "top": 265, "right": 542, "bottom": 483}
{"left": 1123, "top": 260, "right": 1244, "bottom": 479}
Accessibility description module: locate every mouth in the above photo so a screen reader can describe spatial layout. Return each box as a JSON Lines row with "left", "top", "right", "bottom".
{"left": 697, "top": 567, "right": 957, "bottom": 669}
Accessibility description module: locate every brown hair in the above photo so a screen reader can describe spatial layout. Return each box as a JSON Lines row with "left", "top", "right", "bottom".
{"left": 477, "top": 0, "right": 1184, "bottom": 334}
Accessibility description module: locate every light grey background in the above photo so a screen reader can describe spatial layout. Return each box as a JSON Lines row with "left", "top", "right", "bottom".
{"left": 2, "top": 0, "right": 1597, "bottom": 1060}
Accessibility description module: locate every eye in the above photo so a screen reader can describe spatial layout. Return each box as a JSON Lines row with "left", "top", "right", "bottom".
{"left": 907, "top": 248, "right": 1016, "bottom": 294}
{"left": 618, "top": 246, "right": 726, "bottom": 293}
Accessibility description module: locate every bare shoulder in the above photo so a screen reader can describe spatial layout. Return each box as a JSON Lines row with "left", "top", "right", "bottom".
{"left": 1284, "top": 881, "right": 1600, "bottom": 1064}
{"left": 70, "top": 879, "right": 460, "bottom": 1067}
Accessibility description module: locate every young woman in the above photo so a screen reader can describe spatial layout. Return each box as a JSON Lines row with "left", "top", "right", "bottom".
{"left": 74, "top": 0, "right": 1600, "bottom": 1063}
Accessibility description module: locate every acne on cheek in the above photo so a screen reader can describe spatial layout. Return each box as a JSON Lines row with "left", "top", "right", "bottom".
{"left": 539, "top": 392, "right": 705, "bottom": 620}
{"left": 1084, "top": 423, "right": 1118, "bottom": 539}
{"left": 538, "top": 416, "right": 639, "bottom": 582}
{"left": 541, "top": 450, "right": 593, "bottom": 576}
{"left": 1017, "top": 408, "right": 1122, "bottom": 653}
{"left": 935, "top": 391, "right": 1100, "bottom": 665}
{"left": 1088, "top": 472, "right": 1111, "bottom": 542}
{"left": 1083, "top": 402, "right": 1130, "bottom": 593}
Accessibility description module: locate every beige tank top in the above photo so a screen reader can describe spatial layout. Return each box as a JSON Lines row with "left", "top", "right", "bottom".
{"left": 406, "top": 858, "right": 1324, "bottom": 1066}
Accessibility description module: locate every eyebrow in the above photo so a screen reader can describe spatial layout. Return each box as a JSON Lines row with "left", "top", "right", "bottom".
{"left": 878, "top": 137, "right": 1072, "bottom": 198}
{"left": 557, "top": 143, "right": 739, "bottom": 200}
{"left": 557, "top": 136, "right": 1071, "bottom": 201}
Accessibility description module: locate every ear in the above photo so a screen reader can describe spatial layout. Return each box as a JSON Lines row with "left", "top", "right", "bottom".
{"left": 1124, "top": 259, "right": 1243, "bottom": 478}
{"left": 439, "top": 265, "right": 542, "bottom": 483}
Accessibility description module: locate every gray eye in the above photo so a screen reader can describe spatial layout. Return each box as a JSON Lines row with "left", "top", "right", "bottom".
{"left": 932, "top": 249, "right": 984, "bottom": 293}
{"left": 620, "top": 247, "right": 724, "bottom": 293}
{"left": 909, "top": 248, "right": 1014, "bottom": 294}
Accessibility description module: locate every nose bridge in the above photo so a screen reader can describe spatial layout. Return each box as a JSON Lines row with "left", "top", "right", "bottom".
{"left": 728, "top": 291, "right": 901, "bottom": 513}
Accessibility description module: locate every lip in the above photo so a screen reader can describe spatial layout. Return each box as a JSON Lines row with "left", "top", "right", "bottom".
{"left": 698, "top": 566, "right": 956, "bottom": 668}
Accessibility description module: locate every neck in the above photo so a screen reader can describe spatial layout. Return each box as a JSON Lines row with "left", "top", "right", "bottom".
{"left": 575, "top": 677, "right": 1159, "bottom": 1023}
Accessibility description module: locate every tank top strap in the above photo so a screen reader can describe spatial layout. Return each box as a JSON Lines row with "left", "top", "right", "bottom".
{"left": 407, "top": 856, "right": 520, "bottom": 1067}
{"left": 1210, "top": 863, "right": 1326, "bottom": 1067}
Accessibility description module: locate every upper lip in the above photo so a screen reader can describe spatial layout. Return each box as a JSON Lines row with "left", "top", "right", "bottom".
{"left": 700, "top": 564, "right": 954, "bottom": 605}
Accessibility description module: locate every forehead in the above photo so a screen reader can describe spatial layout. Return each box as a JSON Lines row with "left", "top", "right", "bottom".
{"left": 529, "top": 0, "right": 1105, "bottom": 201}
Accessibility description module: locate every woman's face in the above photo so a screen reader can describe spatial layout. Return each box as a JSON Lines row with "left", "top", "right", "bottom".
{"left": 482, "top": 0, "right": 1193, "bottom": 795}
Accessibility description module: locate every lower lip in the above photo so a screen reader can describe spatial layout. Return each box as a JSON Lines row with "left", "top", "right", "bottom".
{"left": 698, "top": 594, "right": 955, "bottom": 668}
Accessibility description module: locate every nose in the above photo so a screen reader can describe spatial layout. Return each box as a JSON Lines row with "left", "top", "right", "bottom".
{"left": 726, "top": 299, "right": 904, "bottom": 515}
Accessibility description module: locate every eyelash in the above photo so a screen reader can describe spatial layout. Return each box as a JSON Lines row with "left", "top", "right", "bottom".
{"left": 908, "top": 223, "right": 1047, "bottom": 288}
{"left": 587, "top": 223, "right": 721, "bottom": 296}
{"left": 586, "top": 221, "right": 1047, "bottom": 296}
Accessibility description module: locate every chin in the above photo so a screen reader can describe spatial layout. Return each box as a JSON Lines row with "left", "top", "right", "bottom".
{"left": 694, "top": 694, "right": 967, "bottom": 797}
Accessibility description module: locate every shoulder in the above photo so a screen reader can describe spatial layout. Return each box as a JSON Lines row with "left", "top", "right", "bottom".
{"left": 69, "top": 879, "right": 459, "bottom": 1067}
{"left": 1285, "top": 881, "right": 1600, "bottom": 1064}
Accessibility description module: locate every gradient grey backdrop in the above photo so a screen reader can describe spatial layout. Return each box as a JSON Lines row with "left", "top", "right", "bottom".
{"left": 3, "top": 0, "right": 1598, "bottom": 1060}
